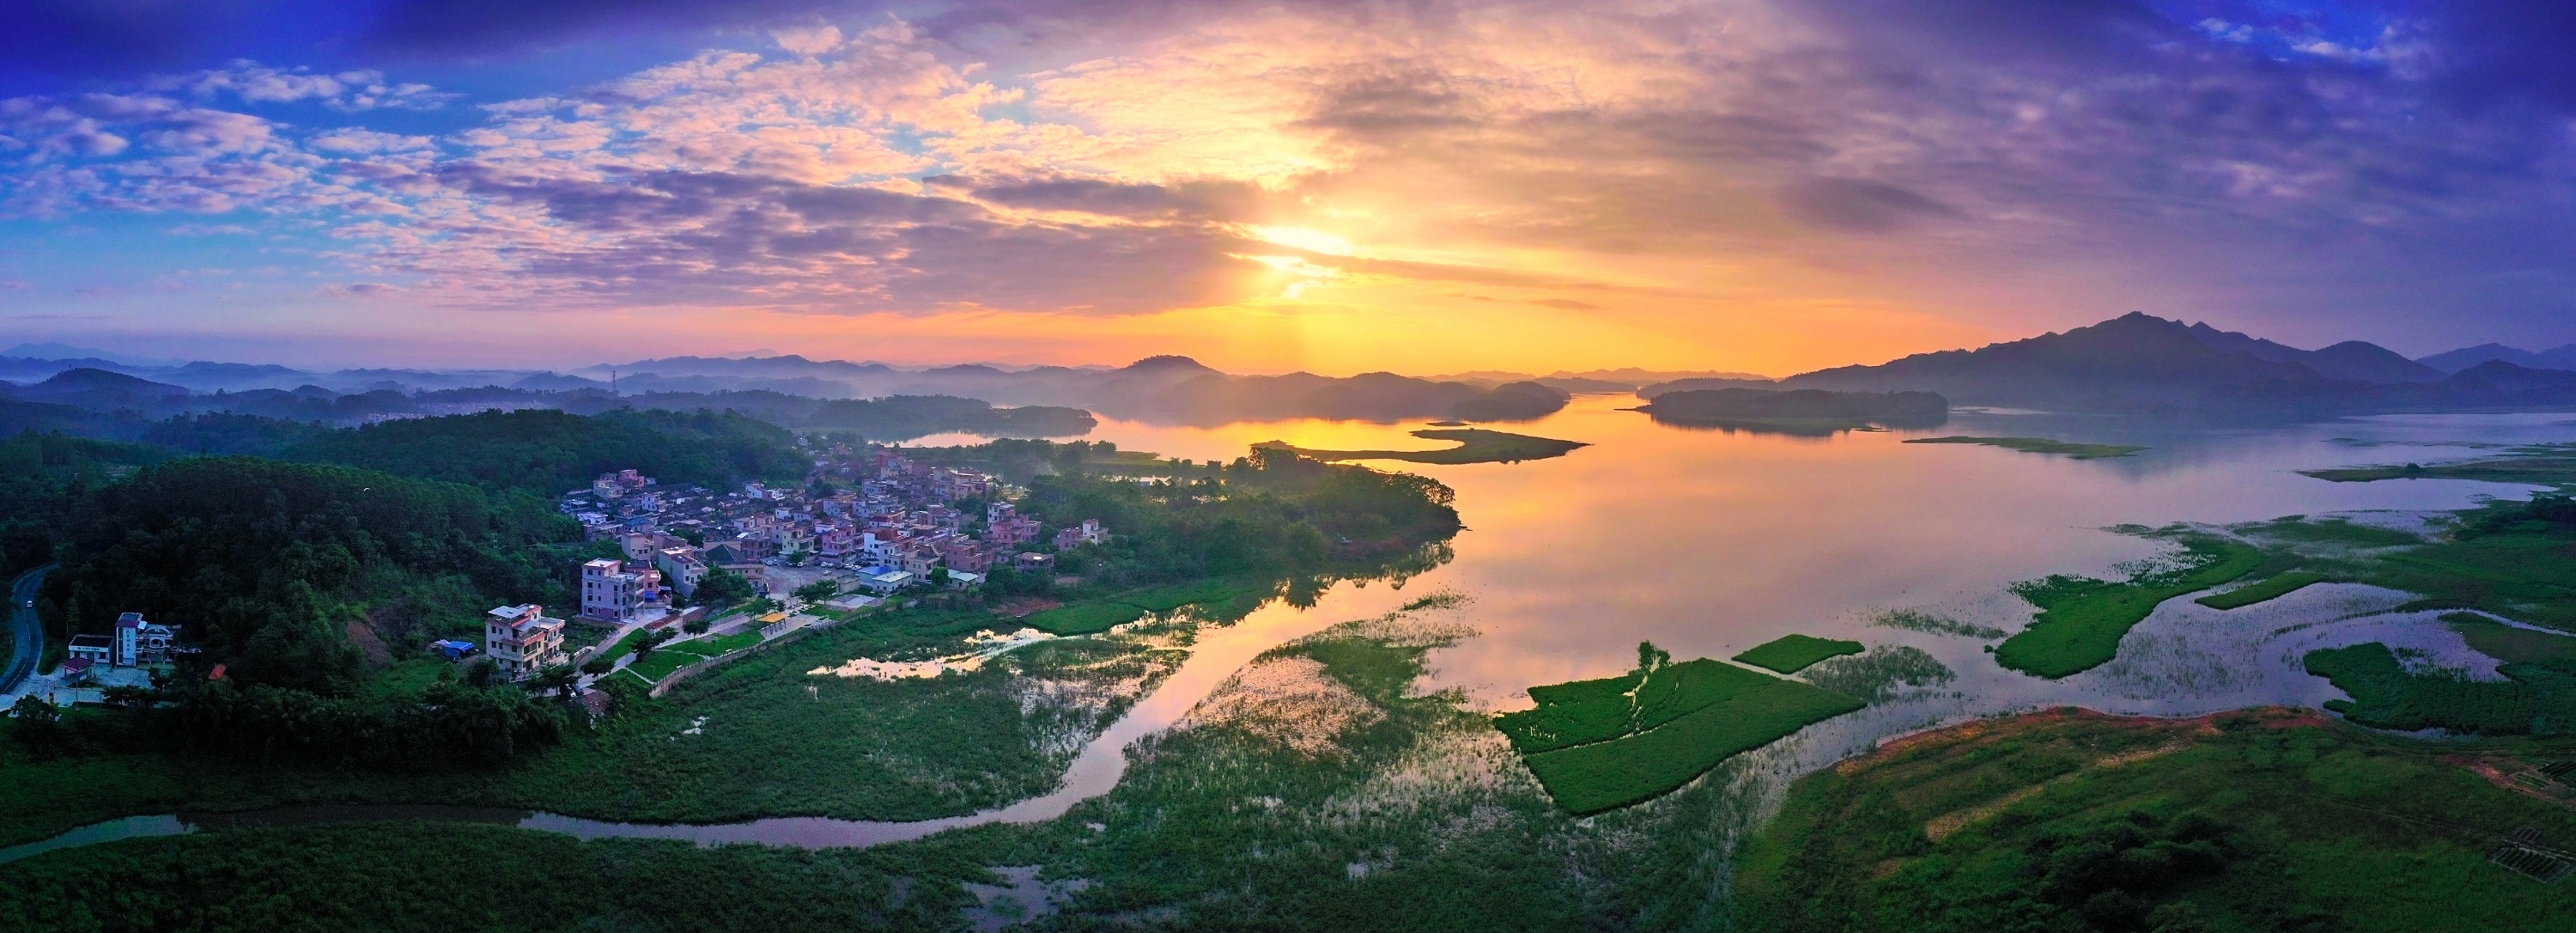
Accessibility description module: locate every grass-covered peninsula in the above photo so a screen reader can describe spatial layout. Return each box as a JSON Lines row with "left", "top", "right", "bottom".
{"left": 1732, "top": 634, "right": 1864, "bottom": 674}
{"left": 1254, "top": 428, "right": 1589, "bottom": 465}
{"left": 1902, "top": 435, "right": 2147, "bottom": 459}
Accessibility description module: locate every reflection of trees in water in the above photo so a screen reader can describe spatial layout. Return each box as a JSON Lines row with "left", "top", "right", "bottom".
{"left": 1283, "top": 540, "right": 1456, "bottom": 610}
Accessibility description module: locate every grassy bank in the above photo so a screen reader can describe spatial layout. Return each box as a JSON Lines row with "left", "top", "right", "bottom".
{"left": 1735, "top": 707, "right": 2576, "bottom": 933}
{"left": 1903, "top": 436, "right": 2147, "bottom": 459}
{"left": 0, "top": 613, "right": 1188, "bottom": 847}
{"left": 1995, "top": 535, "right": 2264, "bottom": 678}
{"left": 1256, "top": 428, "right": 1589, "bottom": 466}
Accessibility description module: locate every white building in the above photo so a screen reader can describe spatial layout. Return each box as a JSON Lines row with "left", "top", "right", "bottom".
{"left": 112, "top": 613, "right": 180, "bottom": 666}
{"left": 654, "top": 547, "right": 708, "bottom": 598}
{"left": 483, "top": 604, "right": 566, "bottom": 680}
{"left": 580, "top": 558, "right": 653, "bottom": 622}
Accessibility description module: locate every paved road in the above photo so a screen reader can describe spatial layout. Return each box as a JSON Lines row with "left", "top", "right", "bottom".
{"left": 0, "top": 565, "right": 52, "bottom": 697}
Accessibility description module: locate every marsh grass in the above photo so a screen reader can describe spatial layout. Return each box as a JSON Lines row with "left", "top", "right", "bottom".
{"left": 1901, "top": 436, "right": 2145, "bottom": 459}
{"left": 1870, "top": 609, "right": 2005, "bottom": 640}
{"left": 1798, "top": 647, "right": 1955, "bottom": 704}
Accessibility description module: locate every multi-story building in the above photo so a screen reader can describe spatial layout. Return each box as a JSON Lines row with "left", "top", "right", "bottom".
{"left": 580, "top": 558, "right": 653, "bottom": 622}
{"left": 112, "top": 613, "right": 180, "bottom": 666}
{"left": 483, "top": 604, "right": 566, "bottom": 680}
{"left": 1054, "top": 518, "right": 1109, "bottom": 551}
{"left": 655, "top": 547, "right": 708, "bottom": 598}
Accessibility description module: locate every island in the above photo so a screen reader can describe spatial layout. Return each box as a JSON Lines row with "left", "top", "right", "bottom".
{"left": 1903, "top": 435, "right": 2147, "bottom": 459}
{"left": 1629, "top": 387, "right": 1947, "bottom": 435}
{"left": 1254, "top": 428, "right": 1589, "bottom": 465}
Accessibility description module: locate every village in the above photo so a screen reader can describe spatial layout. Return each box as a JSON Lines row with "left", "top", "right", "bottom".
{"left": 3, "top": 439, "right": 1112, "bottom": 708}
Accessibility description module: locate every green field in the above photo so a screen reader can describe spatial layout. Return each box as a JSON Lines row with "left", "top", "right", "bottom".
{"left": 1735, "top": 708, "right": 2576, "bottom": 933}
{"left": 2195, "top": 570, "right": 2334, "bottom": 609}
{"left": 1496, "top": 656, "right": 1863, "bottom": 814}
{"left": 1902, "top": 436, "right": 2147, "bottom": 459}
{"left": 1732, "top": 634, "right": 1864, "bottom": 674}
{"left": 1994, "top": 536, "right": 2264, "bottom": 678}
{"left": 2303, "top": 642, "right": 2575, "bottom": 735}
{"left": 1256, "top": 429, "right": 1589, "bottom": 465}
{"left": 1022, "top": 578, "right": 1269, "bottom": 635}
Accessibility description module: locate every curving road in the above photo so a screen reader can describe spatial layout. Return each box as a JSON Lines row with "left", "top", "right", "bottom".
{"left": 1, "top": 565, "right": 52, "bottom": 697}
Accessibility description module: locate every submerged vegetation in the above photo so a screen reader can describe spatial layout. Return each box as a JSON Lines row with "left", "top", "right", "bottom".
{"left": 1496, "top": 643, "right": 1864, "bottom": 814}
{"left": 1632, "top": 387, "right": 1947, "bottom": 436}
{"left": 1735, "top": 707, "right": 2576, "bottom": 933}
{"left": 2300, "top": 442, "right": 2576, "bottom": 485}
{"left": 1732, "top": 634, "right": 1865, "bottom": 674}
{"left": 1254, "top": 428, "right": 1589, "bottom": 465}
{"left": 1994, "top": 535, "right": 2264, "bottom": 679}
{"left": 1872, "top": 608, "right": 2007, "bottom": 640}
{"left": 1901, "top": 436, "right": 2147, "bottom": 459}
{"left": 1797, "top": 646, "right": 1956, "bottom": 704}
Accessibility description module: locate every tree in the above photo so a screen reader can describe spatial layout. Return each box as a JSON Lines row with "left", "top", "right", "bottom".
{"left": 465, "top": 658, "right": 501, "bottom": 687}
{"left": 928, "top": 566, "right": 951, "bottom": 588}
{"left": 528, "top": 664, "right": 579, "bottom": 701}
{"left": 9, "top": 694, "right": 68, "bottom": 759}
{"left": 694, "top": 567, "right": 755, "bottom": 607}
{"left": 793, "top": 579, "right": 840, "bottom": 602}
{"left": 580, "top": 656, "right": 614, "bottom": 676}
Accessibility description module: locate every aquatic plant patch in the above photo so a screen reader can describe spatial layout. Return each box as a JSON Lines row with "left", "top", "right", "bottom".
{"left": 1256, "top": 428, "right": 1589, "bottom": 466}
{"left": 1733, "top": 634, "right": 1866, "bottom": 674}
{"left": 2196, "top": 571, "right": 2335, "bottom": 610}
{"left": 1496, "top": 655, "right": 1862, "bottom": 814}
{"left": 1995, "top": 536, "right": 2263, "bottom": 679}
{"left": 1871, "top": 608, "right": 2006, "bottom": 639}
{"left": 1798, "top": 646, "right": 1955, "bottom": 704}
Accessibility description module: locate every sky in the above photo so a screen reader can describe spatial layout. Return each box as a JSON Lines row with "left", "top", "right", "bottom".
{"left": 1, "top": 1, "right": 2573, "bottom": 375}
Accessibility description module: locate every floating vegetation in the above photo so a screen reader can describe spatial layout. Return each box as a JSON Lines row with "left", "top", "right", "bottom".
{"left": 1995, "top": 536, "right": 2264, "bottom": 679}
{"left": 1732, "top": 633, "right": 1866, "bottom": 674}
{"left": 1902, "top": 436, "right": 2146, "bottom": 459}
{"left": 2300, "top": 442, "right": 2576, "bottom": 485}
{"left": 1871, "top": 608, "right": 2007, "bottom": 640}
{"left": 2196, "top": 571, "right": 2335, "bottom": 610}
{"left": 1495, "top": 643, "right": 1862, "bottom": 814}
{"left": 1798, "top": 646, "right": 1955, "bottom": 704}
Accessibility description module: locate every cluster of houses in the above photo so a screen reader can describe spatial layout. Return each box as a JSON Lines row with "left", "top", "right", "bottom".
{"left": 40, "top": 446, "right": 1120, "bottom": 691}
{"left": 59, "top": 612, "right": 184, "bottom": 682}
{"left": 563, "top": 450, "right": 1109, "bottom": 611}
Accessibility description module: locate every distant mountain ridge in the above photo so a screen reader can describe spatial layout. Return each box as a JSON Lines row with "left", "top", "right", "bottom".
{"left": 2413, "top": 343, "right": 2576, "bottom": 375}
{"left": 1775, "top": 312, "right": 2576, "bottom": 417}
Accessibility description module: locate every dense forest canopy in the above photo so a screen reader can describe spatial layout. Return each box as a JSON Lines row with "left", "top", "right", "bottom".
{"left": 281, "top": 408, "right": 807, "bottom": 497}
{"left": 39, "top": 458, "right": 582, "bottom": 693}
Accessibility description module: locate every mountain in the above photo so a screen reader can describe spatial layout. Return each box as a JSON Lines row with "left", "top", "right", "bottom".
{"left": 2182, "top": 323, "right": 2441, "bottom": 383}
{"left": 2415, "top": 343, "right": 2576, "bottom": 375}
{"left": 1781, "top": 313, "right": 2321, "bottom": 409}
{"left": 1, "top": 368, "right": 191, "bottom": 409}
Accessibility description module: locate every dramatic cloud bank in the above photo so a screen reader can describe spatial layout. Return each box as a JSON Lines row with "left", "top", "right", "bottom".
{"left": 1, "top": 1, "right": 2573, "bottom": 371}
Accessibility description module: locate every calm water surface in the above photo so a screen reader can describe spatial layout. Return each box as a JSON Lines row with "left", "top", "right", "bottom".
{"left": 12, "top": 398, "right": 2571, "bottom": 861}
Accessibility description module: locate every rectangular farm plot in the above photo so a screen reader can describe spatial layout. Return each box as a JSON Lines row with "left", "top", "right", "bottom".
{"left": 1496, "top": 657, "right": 1863, "bottom": 814}
{"left": 1732, "top": 634, "right": 1865, "bottom": 674}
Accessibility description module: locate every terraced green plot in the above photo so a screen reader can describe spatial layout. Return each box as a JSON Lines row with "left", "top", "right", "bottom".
{"left": 1732, "top": 633, "right": 1864, "bottom": 674}
{"left": 1495, "top": 657, "right": 1863, "bottom": 814}
{"left": 2196, "top": 571, "right": 2334, "bottom": 610}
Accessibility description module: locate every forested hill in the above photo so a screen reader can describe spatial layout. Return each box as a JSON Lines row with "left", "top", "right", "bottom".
{"left": 142, "top": 408, "right": 808, "bottom": 497}
{"left": 40, "top": 457, "right": 584, "bottom": 695}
